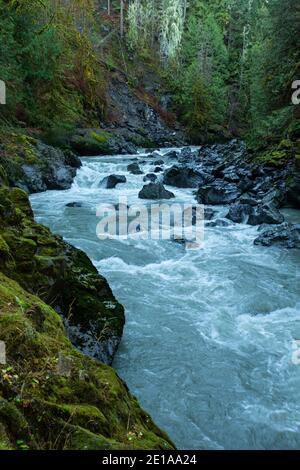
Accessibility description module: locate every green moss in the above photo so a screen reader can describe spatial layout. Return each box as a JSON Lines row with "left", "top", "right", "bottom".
{"left": 255, "top": 149, "right": 287, "bottom": 167}
{"left": 0, "top": 235, "right": 10, "bottom": 258}
{"left": 89, "top": 131, "right": 112, "bottom": 143}
{"left": 0, "top": 423, "right": 13, "bottom": 450}
{"left": 278, "top": 139, "right": 293, "bottom": 150}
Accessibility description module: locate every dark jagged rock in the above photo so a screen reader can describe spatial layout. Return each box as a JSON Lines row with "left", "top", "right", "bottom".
{"left": 222, "top": 167, "right": 240, "bottom": 183}
{"left": 153, "top": 159, "right": 164, "bottom": 165}
{"left": 143, "top": 173, "right": 157, "bottom": 182}
{"left": 127, "top": 162, "right": 143, "bottom": 175}
{"left": 163, "top": 165, "right": 206, "bottom": 188}
{"left": 197, "top": 180, "right": 241, "bottom": 205}
{"left": 238, "top": 193, "right": 259, "bottom": 206}
{"left": 138, "top": 182, "right": 175, "bottom": 200}
{"left": 237, "top": 177, "right": 253, "bottom": 193}
{"left": 248, "top": 202, "right": 284, "bottom": 225}
{"left": 261, "top": 188, "right": 287, "bottom": 208}
{"left": 100, "top": 175, "right": 126, "bottom": 189}
{"left": 254, "top": 223, "right": 300, "bottom": 249}
{"left": 226, "top": 204, "right": 253, "bottom": 224}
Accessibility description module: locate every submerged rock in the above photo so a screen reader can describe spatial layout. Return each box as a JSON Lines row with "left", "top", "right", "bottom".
{"left": 100, "top": 175, "right": 126, "bottom": 189}
{"left": 65, "top": 202, "right": 83, "bottom": 208}
{"left": 138, "top": 182, "right": 175, "bottom": 200}
{"left": 204, "top": 208, "right": 216, "bottom": 220}
{"left": 254, "top": 223, "right": 300, "bottom": 249}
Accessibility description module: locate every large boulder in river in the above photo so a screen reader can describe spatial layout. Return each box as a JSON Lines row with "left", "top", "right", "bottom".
{"left": 138, "top": 182, "right": 175, "bottom": 200}
{"left": 127, "top": 162, "right": 143, "bottom": 175}
{"left": 163, "top": 165, "right": 206, "bottom": 188}
{"left": 196, "top": 180, "right": 241, "bottom": 205}
{"left": 254, "top": 223, "right": 300, "bottom": 249}
{"left": 100, "top": 175, "right": 126, "bottom": 189}
{"left": 248, "top": 202, "right": 284, "bottom": 225}
{"left": 226, "top": 204, "right": 253, "bottom": 224}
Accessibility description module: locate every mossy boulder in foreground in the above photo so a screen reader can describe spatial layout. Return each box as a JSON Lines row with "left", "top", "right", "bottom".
{"left": 0, "top": 273, "right": 174, "bottom": 450}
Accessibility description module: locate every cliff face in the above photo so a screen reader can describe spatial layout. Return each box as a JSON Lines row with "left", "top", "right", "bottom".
{"left": 0, "top": 137, "right": 174, "bottom": 450}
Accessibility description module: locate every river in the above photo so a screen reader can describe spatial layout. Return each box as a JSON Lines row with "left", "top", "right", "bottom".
{"left": 30, "top": 148, "right": 300, "bottom": 450}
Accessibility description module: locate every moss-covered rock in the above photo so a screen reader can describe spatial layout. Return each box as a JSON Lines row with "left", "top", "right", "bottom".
{"left": 70, "top": 129, "right": 137, "bottom": 156}
{"left": 0, "top": 131, "right": 81, "bottom": 193}
{"left": 0, "top": 187, "right": 125, "bottom": 365}
{"left": 0, "top": 273, "right": 174, "bottom": 450}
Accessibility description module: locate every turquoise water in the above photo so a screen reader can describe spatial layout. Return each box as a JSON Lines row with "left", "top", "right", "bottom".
{"left": 31, "top": 150, "right": 300, "bottom": 450}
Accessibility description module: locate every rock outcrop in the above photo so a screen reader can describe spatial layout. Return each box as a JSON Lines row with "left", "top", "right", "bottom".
{"left": 0, "top": 134, "right": 81, "bottom": 193}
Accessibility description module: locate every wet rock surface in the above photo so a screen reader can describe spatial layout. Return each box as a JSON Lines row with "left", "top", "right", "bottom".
{"left": 157, "top": 139, "right": 299, "bottom": 247}
{"left": 139, "top": 182, "right": 175, "bottom": 200}
{"left": 254, "top": 223, "right": 300, "bottom": 249}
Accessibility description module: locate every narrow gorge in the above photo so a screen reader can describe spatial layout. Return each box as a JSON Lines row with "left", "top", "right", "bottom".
{"left": 0, "top": 0, "right": 299, "bottom": 453}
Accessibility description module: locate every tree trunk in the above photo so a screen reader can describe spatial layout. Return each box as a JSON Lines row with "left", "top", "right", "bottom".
{"left": 107, "top": 0, "right": 111, "bottom": 16}
{"left": 120, "top": 0, "right": 124, "bottom": 37}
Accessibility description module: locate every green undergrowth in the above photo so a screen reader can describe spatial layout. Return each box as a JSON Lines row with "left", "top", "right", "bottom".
{"left": 249, "top": 137, "right": 300, "bottom": 168}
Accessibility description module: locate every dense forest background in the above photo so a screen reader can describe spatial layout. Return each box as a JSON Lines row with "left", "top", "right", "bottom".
{"left": 0, "top": 0, "right": 299, "bottom": 148}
